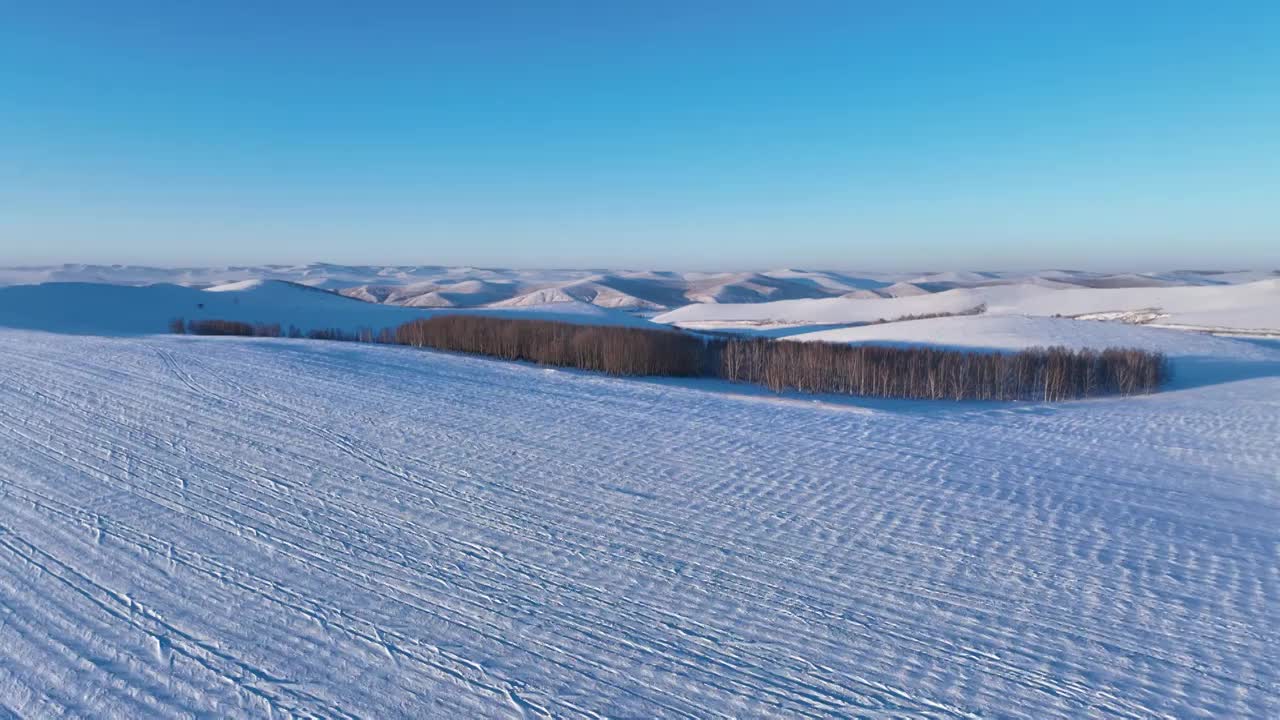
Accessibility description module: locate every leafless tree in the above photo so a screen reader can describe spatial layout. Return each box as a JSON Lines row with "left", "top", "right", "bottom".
{"left": 179, "top": 315, "right": 1168, "bottom": 400}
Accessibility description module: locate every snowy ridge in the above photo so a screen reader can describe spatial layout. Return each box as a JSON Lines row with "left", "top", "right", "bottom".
{"left": 1, "top": 264, "right": 1273, "bottom": 313}
{"left": 0, "top": 329, "right": 1275, "bottom": 717}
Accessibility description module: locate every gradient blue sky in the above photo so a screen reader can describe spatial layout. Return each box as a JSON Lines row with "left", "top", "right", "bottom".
{"left": 2, "top": 1, "right": 1277, "bottom": 270}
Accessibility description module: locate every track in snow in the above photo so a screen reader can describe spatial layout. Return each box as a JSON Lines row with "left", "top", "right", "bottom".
{"left": 0, "top": 330, "right": 1276, "bottom": 717}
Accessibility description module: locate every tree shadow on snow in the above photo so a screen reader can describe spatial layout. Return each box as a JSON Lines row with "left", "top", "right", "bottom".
{"left": 1164, "top": 355, "right": 1280, "bottom": 391}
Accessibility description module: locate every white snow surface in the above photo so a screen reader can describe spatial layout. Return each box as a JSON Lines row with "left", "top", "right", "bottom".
{"left": 656, "top": 278, "right": 1280, "bottom": 333}
{"left": 0, "top": 327, "right": 1277, "bottom": 717}
{"left": 2, "top": 264, "right": 1274, "bottom": 313}
{"left": 790, "top": 314, "right": 1264, "bottom": 356}
{"left": 0, "top": 280, "right": 655, "bottom": 336}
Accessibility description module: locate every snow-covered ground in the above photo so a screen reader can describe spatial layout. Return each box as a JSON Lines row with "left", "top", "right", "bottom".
{"left": 0, "top": 327, "right": 1276, "bottom": 717}
{"left": 790, "top": 313, "right": 1262, "bottom": 355}
{"left": 5, "top": 270, "right": 1275, "bottom": 345}
{"left": 656, "top": 278, "right": 1280, "bottom": 335}
{"left": 0, "top": 280, "right": 655, "bottom": 336}
{"left": 2, "top": 263, "right": 1274, "bottom": 316}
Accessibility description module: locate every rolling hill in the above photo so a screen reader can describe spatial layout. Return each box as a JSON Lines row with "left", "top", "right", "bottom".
{"left": 0, "top": 279, "right": 655, "bottom": 336}
{"left": 656, "top": 278, "right": 1280, "bottom": 334}
{"left": 4, "top": 264, "right": 1271, "bottom": 315}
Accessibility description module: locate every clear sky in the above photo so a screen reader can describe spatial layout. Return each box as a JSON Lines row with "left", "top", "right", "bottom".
{"left": 2, "top": 1, "right": 1277, "bottom": 270}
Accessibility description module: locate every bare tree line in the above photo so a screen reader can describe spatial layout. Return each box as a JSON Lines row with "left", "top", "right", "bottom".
{"left": 171, "top": 315, "right": 1169, "bottom": 400}
{"left": 871, "top": 303, "right": 987, "bottom": 325}
{"left": 172, "top": 318, "right": 368, "bottom": 341}
{"left": 717, "top": 337, "right": 1166, "bottom": 400}
{"left": 393, "top": 316, "right": 706, "bottom": 376}
{"left": 174, "top": 318, "right": 282, "bottom": 337}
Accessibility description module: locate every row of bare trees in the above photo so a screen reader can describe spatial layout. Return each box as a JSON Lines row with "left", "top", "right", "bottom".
{"left": 393, "top": 316, "right": 706, "bottom": 376}
{"left": 717, "top": 338, "right": 1167, "bottom": 400}
{"left": 171, "top": 315, "right": 1169, "bottom": 400}
{"left": 873, "top": 303, "right": 988, "bottom": 324}
{"left": 173, "top": 318, "right": 283, "bottom": 337}
{"left": 172, "top": 318, "right": 369, "bottom": 341}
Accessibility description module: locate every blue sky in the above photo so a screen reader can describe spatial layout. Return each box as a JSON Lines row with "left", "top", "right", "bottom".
{"left": 2, "top": 2, "right": 1277, "bottom": 270}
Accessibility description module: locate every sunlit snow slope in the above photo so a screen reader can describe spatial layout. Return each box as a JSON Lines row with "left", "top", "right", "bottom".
{"left": 1, "top": 329, "right": 1276, "bottom": 717}
{"left": 656, "top": 278, "right": 1280, "bottom": 334}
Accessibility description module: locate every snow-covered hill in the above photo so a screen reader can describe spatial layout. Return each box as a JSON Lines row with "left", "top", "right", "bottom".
{"left": 2, "top": 266, "right": 1272, "bottom": 345}
{"left": 656, "top": 278, "right": 1280, "bottom": 334}
{"left": 2, "top": 264, "right": 1272, "bottom": 314}
{"left": 790, "top": 313, "right": 1249, "bottom": 355}
{"left": 0, "top": 264, "right": 1276, "bottom": 716}
{"left": 0, "top": 327, "right": 1275, "bottom": 717}
{"left": 788, "top": 314, "right": 1280, "bottom": 390}
{"left": 0, "top": 279, "right": 654, "bottom": 336}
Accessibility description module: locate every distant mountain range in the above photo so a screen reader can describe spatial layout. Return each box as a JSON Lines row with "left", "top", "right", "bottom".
{"left": 2, "top": 264, "right": 1274, "bottom": 314}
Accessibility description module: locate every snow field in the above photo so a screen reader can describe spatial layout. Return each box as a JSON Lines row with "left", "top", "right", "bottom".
{"left": 656, "top": 278, "right": 1280, "bottom": 334}
{"left": 0, "top": 280, "right": 653, "bottom": 337}
{"left": 0, "top": 329, "right": 1276, "bottom": 717}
